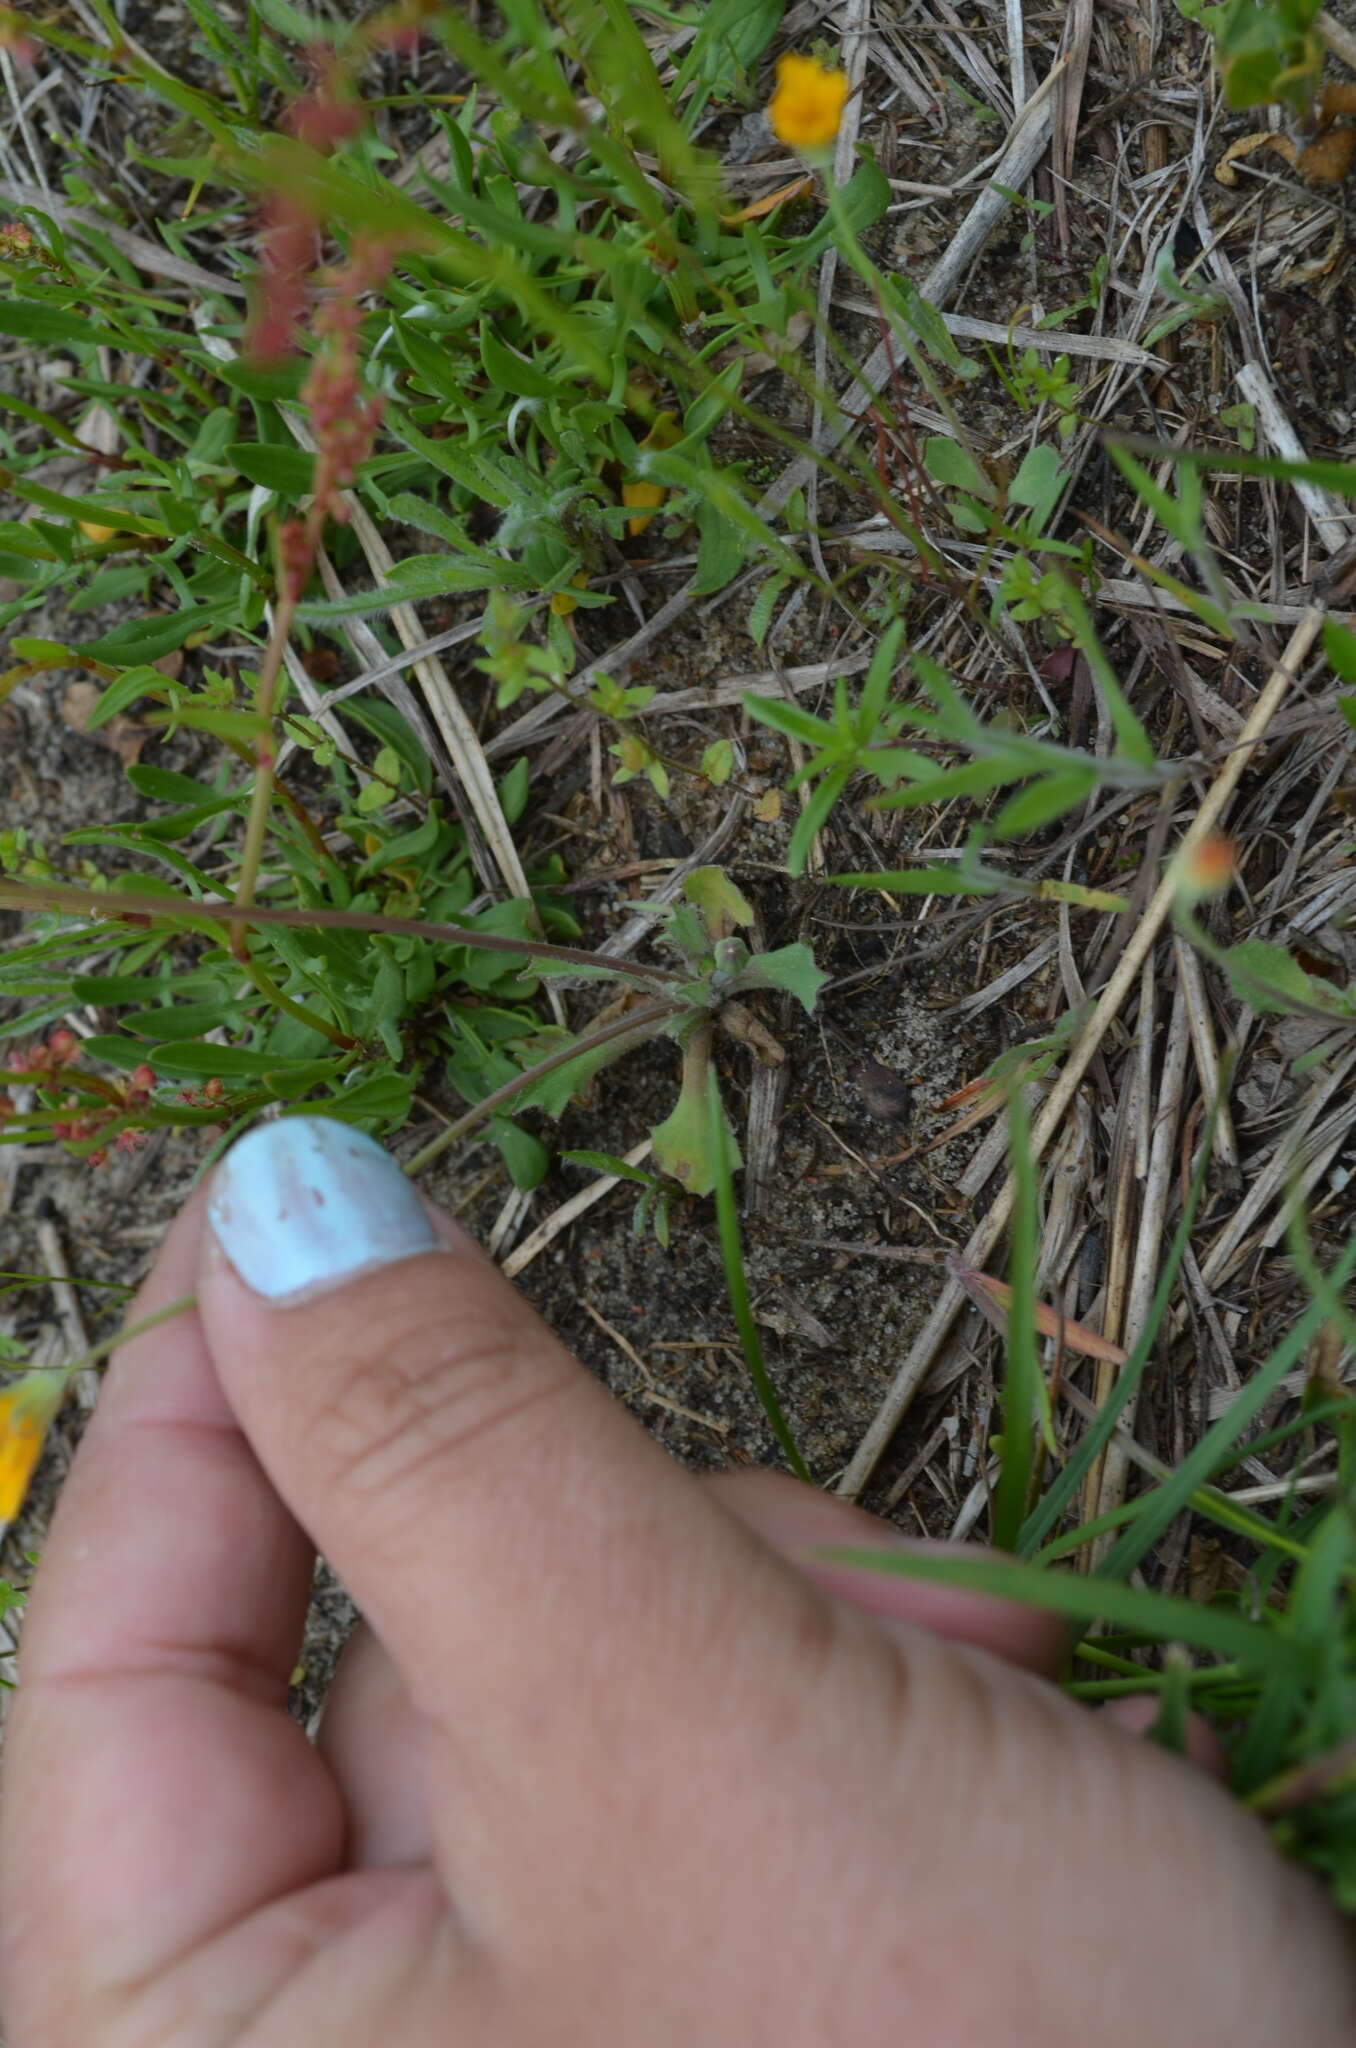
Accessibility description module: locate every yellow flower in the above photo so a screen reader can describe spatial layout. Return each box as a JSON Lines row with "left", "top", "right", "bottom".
{"left": 768, "top": 54, "right": 848, "bottom": 151}
{"left": 0, "top": 1375, "right": 67, "bottom": 1523}
{"left": 622, "top": 409, "right": 681, "bottom": 536}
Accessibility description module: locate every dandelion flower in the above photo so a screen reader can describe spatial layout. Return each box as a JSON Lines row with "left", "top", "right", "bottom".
{"left": 769, "top": 54, "right": 848, "bottom": 152}
{"left": 0, "top": 1375, "right": 67, "bottom": 1523}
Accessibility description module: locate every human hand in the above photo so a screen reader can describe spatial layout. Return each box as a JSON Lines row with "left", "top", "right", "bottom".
{"left": 2, "top": 1117, "right": 1351, "bottom": 2045}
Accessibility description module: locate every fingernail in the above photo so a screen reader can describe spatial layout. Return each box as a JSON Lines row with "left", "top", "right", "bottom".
{"left": 208, "top": 1116, "right": 437, "bottom": 1303}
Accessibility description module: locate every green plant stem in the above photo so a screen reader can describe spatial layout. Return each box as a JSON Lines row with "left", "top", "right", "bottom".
{"left": 0, "top": 879, "right": 684, "bottom": 987}
{"left": 231, "top": 586, "right": 298, "bottom": 960}
{"left": 403, "top": 999, "right": 676, "bottom": 1177}
{"left": 820, "top": 166, "right": 971, "bottom": 446}
{"left": 706, "top": 1064, "right": 811, "bottom": 1483}
{"left": 9, "top": 1292, "right": 198, "bottom": 1378}
{"left": 233, "top": 952, "right": 356, "bottom": 1051}
{"left": 991, "top": 1079, "right": 1039, "bottom": 1549}
{"left": 1067, "top": 1668, "right": 1244, "bottom": 1701}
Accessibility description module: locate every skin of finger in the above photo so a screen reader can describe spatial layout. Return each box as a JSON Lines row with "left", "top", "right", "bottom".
{"left": 12, "top": 1183, "right": 1348, "bottom": 2043}
{"left": 706, "top": 1467, "right": 1067, "bottom": 1675}
{"left": 307, "top": 1481, "right": 1214, "bottom": 1888}
{"left": 195, "top": 1208, "right": 1356, "bottom": 2043}
{"left": 309, "top": 1463, "right": 1063, "bottom": 1877}
{"left": 193, "top": 1208, "right": 921, "bottom": 1930}
{"left": 11, "top": 1172, "right": 1348, "bottom": 2045}
{"left": 314, "top": 1623, "right": 434, "bottom": 1869}
{"left": 0, "top": 1194, "right": 405, "bottom": 2040}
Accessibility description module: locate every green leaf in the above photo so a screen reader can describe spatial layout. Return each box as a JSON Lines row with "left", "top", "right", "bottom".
{"left": 683, "top": 361, "right": 743, "bottom": 447}
{"left": 1216, "top": 938, "right": 1348, "bottom": 1016}
{"left": 748, "top": 571, "right": 791, "bottom": 647}
{"left": 859, "top": 617, "right": 905, "bottom": 731}
{"left": 479, "top": 318, "right": 559, "bottom": 398}
{"left": 993, "top": 768, "right": 1097, "bottom": 838}
{"left": 0, "top": 468, "right": 168, "bottom": 536}
{"left": 225, "top": 442, "right": 317, "bottom": 493}
{"left": 309, "top": 1069, "right": 415, "bottom": 1125}
{"left": 121, "top": 1000, "right": 247, "bottom": 1039}
{"left": 829, "top": 864, "right": 1002, "bottom": 895}
{"left": 652, "top": 1061, "right": 739, "bottom": 1196}
{"left": 705, "top": 1066, "right": 808, "bottom": 1479}
{"left": 701, "top": 739, "right": 735, "bottom": 786}
{"left": 1008, "top": 443, "right": 1068, "bottom": 531}
{"left": 79, "top": 604, "right": 237, "bottom": 663}
{"left": 510, "top": 1033, "right": 638, "bottom": 1117}
{"left": 887, "top": 276, "right": 974, "bottom": 375}
{"left": 694, "top": 493, "right": 751, "bottom": 596}
{"left": 1106, "top": 443, "right": 1204, "bottom": 553}
{"left": 742, "top": 692, "right": 832, "bottom": 748}
{"left": 0, "top": 299, "right": 124, "bottom": 349}
{"left": 683, "top": 866, "right": 753, "bottom": 934}
{"left": 82, "top": 665, "right": 169, "bottom": 731}
{"left": 146, "top": 704, "right": 272, "bottom": 746}
{"left": 734, "top": 941, "right": 826, "bottom": 1014}
{"left": 145, "top": 1043, "right": 342, "bottom": 1082}
{"left": 681, "top": 0, "right": 784, "bottom": 88}
{"left": 217, "top": 357, "right": 306, "bottom": 402}
{"left": 252, "top": 0, "right": 342, "bottom": 43}
{"left": 126, "top": 764, "right": 232, "bottom": 806}
{"left": 787, "top": 762, "right": 851, "bottom": 877}
{"left": 395, "top": 320, "right": 470, "bottom": 404}
{"left": 1323, "top": 619, "right": 1356, "bottom": 684}
{"left": 924, "top": 436, "right": 994, "bottom": 500}
{"left": 298, "top": 552, "right": 528, "bottom": 619}
{"left": 1059, "top": 582, "right": 1156, "bottom": 769}
{"left": 386, "top": 415, "right": 516, "bottom": 508}
{"left": 821, "top": 1550, "right": 1302, "bottom": 1676}
{"left": 489, "top": 1114, "right": 551, "bottom": 1191}
{"left": 561, "top": 1148, "right": 655, "bottom": 1186}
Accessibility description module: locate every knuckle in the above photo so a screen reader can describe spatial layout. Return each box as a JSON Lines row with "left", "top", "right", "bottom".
{"left": 304, "top": 1290, "right": 574, "bottom": 1517}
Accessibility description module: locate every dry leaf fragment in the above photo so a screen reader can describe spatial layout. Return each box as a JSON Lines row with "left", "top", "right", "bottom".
{"left": 1298, "top": 125, "right": 1356, "bottom": 181}
{"left": 60, "top": 679, "right": 152, "bottom": 765}
{"left": 1216, "top": 100, "right": 1356, "bottom": 187}
{"left": 719, "top": 175, "right": 815, "bottom": 226}
{"left": 1215, "top": 129, "right": 1297, "bottom": 185}
{"left": 951, "top": 1260, "right": 1130, "bottom": 1366}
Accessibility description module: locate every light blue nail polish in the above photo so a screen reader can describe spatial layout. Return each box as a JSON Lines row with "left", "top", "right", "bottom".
{"left": 208, "top": 1115, "right": 437, "bottom": 1302}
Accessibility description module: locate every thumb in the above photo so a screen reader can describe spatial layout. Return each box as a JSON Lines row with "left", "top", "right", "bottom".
{"left": 197, "top": 1115, "right": 803, "bottom": 1861}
